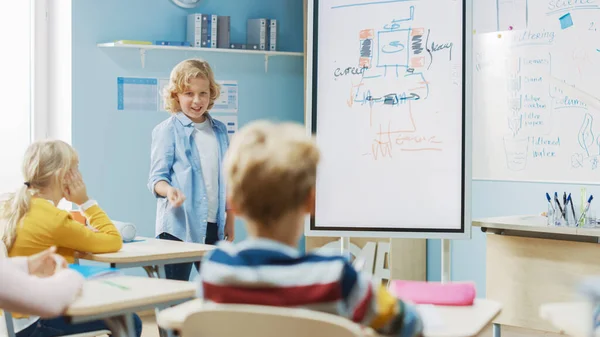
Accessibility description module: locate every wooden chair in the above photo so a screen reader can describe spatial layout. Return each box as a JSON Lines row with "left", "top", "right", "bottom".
{"left": 180, "top": 303, "right": 365, "bottom": 337}
{"left": 0, "top": 241, "right": 110, "bottom": 337}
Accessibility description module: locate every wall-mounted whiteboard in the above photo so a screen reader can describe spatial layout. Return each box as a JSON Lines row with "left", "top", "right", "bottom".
{"left": 472, "top": 2, "right": 600, "bottom": 183}
{"left": 305, "top": 0, "right": 472, "bottom": 239}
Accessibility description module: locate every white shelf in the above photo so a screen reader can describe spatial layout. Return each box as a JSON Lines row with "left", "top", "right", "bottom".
{"left": 97, "top": 42, "right": 304, "bottom": 72}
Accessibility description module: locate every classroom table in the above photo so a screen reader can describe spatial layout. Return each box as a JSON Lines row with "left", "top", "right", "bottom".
{"left": 539, "top": 301, "right": 594, "bottom": 337}
{"left": 78, "top": 236, "right": 214, "bottom": 278}
{"left": 473, "top": 216, "right": 600, "bottom": 337}
{"left": 64, "top": 276, "right": 196, "bottom": 337}
{"left": 156, "top": 298, "right": 501, "bottom": 337}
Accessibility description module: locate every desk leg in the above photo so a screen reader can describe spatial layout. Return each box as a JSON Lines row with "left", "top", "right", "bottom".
{"left": 4, "top": 311, "right": 15, "bottom": 337}
{"left": 103, "top": 313, "right": 136, "bottom": 337}
{"left": 143, "top": 266, "right": 158, "bottom": 278}
{"left": 493, "top": 323, "right": 501, "bottom": 337}
{"left": 147, "top": 265, "right": 172, "bottom": 337}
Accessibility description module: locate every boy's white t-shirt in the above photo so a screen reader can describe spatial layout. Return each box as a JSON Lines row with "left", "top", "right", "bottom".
{"left": 194, "top": 120, "right": 219, "bottom": 223}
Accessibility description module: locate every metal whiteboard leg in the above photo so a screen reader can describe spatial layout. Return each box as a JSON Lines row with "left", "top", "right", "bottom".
{"left": 340, "top": 236, "right": 350, "bottom": 259}
{"left": 441, "top": 238, "right": 451, "bottom": 283}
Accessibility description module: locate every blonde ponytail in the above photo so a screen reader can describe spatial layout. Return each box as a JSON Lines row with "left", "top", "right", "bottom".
{"left": 0, "top": 185, "right": 33, "bottom": 249}
{"left": 0, "top": 139, "right": 78, "bottom": 250}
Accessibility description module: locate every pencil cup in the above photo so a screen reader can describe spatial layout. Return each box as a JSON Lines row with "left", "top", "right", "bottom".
{"left": 547, "top": 203, "right": 564, "bottom": 226}
{"left": 585, "top": 210, "right": 597, "bottom": 228}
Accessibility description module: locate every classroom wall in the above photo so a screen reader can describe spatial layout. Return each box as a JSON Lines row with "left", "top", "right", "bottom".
{"left": 70, "top": 0, "right": 305, "bottom": 269}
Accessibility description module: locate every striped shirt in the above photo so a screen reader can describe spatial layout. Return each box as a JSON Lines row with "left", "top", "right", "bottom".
{"left": 197, "top": 238, "right": 423, "bottom": 337}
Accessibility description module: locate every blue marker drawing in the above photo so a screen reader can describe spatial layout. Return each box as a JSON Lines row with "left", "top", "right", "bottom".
{"left": 559, "top": 13, "right": 573, "bottom": 29}
{"left": 578, "top": 113, "right": 595, "bottom": 157}
{"left": 547, "top": 4, "right": 600, "bottom": 16}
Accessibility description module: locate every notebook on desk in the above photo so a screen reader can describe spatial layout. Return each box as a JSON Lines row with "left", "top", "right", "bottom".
{"left": 68, "top": 264, "right": 120, "bottom": 279}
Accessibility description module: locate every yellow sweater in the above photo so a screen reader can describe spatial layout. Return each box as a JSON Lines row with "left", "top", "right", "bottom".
{"left": 9, "top": 198, "right": 123, "bottom": 263}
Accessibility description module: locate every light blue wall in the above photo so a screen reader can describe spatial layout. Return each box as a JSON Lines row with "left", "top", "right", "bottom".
{"left": 71, "top": 0, "right": 305, "bottom": 275}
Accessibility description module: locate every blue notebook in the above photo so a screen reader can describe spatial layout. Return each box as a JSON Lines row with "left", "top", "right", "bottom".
{"left": 69, "top": 264, "right": 120, "bottom": 279}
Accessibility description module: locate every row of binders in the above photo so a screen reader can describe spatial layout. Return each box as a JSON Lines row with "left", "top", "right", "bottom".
{"left": 186, "top": 14, "right": 278, "bottom": 51}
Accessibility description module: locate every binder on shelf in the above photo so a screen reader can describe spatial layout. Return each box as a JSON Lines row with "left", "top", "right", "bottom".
{"left": 210, "top": 14, "right": 218, "bottom": 48}
{"left": 187, "top": 13, "right": 214, "bottom": 48}
{"left": 247, "top": 18, "right": 267, "bottom": 50}
{"left": 217, "top": 16, "right": 230, "bottom": 48}
{"left": 267, "top": 19, "right": 277, "bottom": 51}
{"left": 230, "top": 43, "right": 246, "bottom": 50}
{"left": 153, "top": 40, "right": 191, "bottom": 46}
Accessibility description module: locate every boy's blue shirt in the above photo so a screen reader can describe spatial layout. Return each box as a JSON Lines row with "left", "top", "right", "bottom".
{"left": 148, "top": 112, "right": 229, "bottom": 243}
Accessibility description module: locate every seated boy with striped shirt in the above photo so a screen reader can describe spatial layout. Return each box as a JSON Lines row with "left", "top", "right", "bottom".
{"left": 196, "top": 121, "right": 423, "bottom": 337}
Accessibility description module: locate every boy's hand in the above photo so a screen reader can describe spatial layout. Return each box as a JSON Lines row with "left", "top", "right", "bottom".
{"left": 224, "top": 211, "right": 235, "bottom": 242}
{"left": 167, "top": 187, "right": 186, "bottom": 207}
{"left": 28, "top": 246, "right": 67, "bottom": 277}
{"left": 63, "top": 169, "right": 89, "bottom": 205}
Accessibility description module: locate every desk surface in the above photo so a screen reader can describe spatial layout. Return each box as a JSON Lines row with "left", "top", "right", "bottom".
{"left": 66, "top": 276, "right": 196, "bottom": 317}
{"left": 80, "top": 237, "right": 214, "bottom": 263}
{"left": 157, "top": 298, "right": 500, "bottom": 337}
{"left": 473, "top": 215, "right": 600, "bottom": 238}
{"left": 539, "top": 301, "right": 594, "bottom": 337}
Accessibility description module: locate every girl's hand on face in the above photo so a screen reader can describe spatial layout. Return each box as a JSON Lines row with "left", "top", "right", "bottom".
{"left": 63, "top": 169, "right": 89, "bottom": 206}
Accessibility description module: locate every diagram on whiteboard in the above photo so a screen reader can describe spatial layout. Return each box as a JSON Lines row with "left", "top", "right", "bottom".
{"left": 312, "top": 0, "right": 465, "bottom": 232}
{"left": 473, "top": 24, "right": 600, "bottom": 183}
{"left": 333, "top": 5, "right": 458, "bottom": 160}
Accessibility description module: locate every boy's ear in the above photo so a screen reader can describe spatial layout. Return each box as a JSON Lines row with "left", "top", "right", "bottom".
{"left": 304, "top": 187, "right": 316, "bottom": 215}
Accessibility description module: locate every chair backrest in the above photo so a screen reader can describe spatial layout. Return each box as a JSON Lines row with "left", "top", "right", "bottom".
{"left": 0, "top": 238, "right": 12, "bottom": 337}
{"left": 181, "top": 303, "right": 364, "bottom": 337}
{"left": 0, "top": 240, "right": 8, "bottom": 259}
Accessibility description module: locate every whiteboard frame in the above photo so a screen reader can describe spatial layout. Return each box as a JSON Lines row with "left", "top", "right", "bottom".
{"left": 304, "top": 0, "right": 473, "bottom": 240}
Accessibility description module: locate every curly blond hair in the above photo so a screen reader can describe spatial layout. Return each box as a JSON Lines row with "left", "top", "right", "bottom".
{"left": 224, "top": 121, "right": 320, "bottom": 226}
{"left": 162, "top": 58, "right": 221, "bottom": 113}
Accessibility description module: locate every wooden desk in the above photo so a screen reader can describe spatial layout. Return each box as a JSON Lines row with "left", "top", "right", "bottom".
{"left": 157, "top": 298, "right": 501, "bottom": 337}
{"left": 474, "top": 216, "right": 600, "bottom": 336}
{"left": 65, "top": 276, "right": 196, "bottom": 337}
{"left": 79, "top": 236, "right": 214, "bottom": 278}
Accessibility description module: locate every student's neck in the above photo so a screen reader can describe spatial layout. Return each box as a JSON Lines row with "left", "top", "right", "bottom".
{"left": 36, "top": 188, "right": 63, "bottom": 206}
{"left": 247, "top": 213, "right": 303, "bottom": 247}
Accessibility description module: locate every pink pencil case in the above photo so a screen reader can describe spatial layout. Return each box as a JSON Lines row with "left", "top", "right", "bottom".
{"left": 388, "top": 280, "right": 476, "bottom": 306}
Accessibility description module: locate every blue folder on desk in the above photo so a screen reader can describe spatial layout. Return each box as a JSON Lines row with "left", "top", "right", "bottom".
{"left": 68, "top": 264, "right": 121, "bottom": 279}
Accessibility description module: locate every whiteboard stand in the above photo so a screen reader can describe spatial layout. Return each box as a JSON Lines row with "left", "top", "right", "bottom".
{"left": 340, "top": 236, "right": 350, "bottom": 257}
{"left": 441, "top": 238, "right": 451, "bottom": 283}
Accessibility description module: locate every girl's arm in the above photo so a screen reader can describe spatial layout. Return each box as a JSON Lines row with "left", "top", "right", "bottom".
{"left": 0, "top": 258, "right": 84, "bottom": 318}
{"left": 51, "top": 201, "right": 123, "bottom": 253}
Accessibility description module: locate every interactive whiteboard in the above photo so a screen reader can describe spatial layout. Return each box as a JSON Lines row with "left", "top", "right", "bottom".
{"left": 472, "top": 1, "right": 600, "bottom": 183}
{"left": 305, "top": 0, "right": 472, "bottom": 239}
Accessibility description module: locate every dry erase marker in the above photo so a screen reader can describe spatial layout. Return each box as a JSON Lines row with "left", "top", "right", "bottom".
{"left": 546, "top": 193, "right": 555, "bottom": 212}
{"left": 578, "top": 195, "right": 594, "bottom": 224}
{"left": 568, "top": 194, "right": 576, "bottom": 223}
{"left": 554, "top": 192, "right": 564, "bottom": 220}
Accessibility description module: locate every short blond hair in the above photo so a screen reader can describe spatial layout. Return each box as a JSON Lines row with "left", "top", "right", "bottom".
{"left": 162, "top": 58, "right": 221, "bottom": 113}
{"left": 224, "top": 121, "right": 320, "bottom": 226}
